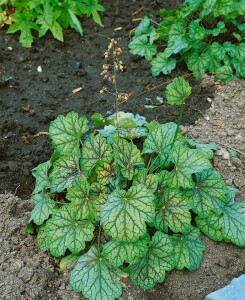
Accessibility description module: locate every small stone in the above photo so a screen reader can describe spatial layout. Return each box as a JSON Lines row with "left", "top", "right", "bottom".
{"left": 37, "top": 66, "right": 42, "bottom": 73}
{"left": 207, "top": 97, "right": 212, "bottom": 103}
{"left": 231, "top": 157, "right": 244, "bottom": 168}
{"left": 18, "top": 267, "right": 34, "bottom": 283}
{"left": 180, "top": 125, "right": 188, "bottom": 134}
{"left": 216, "top": 148, "right": 230, "bottom": 160}
{"left": 75, "top": 61, "right": 82, "bottom": 69}
{"left": 191, "top": 129, "right": 199, "bottom": 138}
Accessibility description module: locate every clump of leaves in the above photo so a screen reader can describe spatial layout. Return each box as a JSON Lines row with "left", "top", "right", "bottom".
{"left": 28, "top": 77, "right": 245, "bottom": 300}
{"left": 128, "top": 0, "right": 245, "bottom": 80}
{"left": 0, "top": 0, "right": 105, "bottom": 47}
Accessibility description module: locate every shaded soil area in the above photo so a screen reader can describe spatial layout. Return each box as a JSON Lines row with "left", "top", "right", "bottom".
{"left": 0, "top": 0, "right": 214, "bottom": 198}
{"left": 0, "top": 1, "right": 245, "bottom": 300}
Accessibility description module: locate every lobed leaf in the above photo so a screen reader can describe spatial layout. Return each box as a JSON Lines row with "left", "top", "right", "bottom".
{"left": 81, "top": 134, "right": 112, "bottom": 172}
{"left": 128, "top": 36, "right": 157, "bottom": 61}
{"left": 154, "top": 188, "right": 192, "bottom": 233}
{"left": 102, "top": 234, "right": 150, "bottom": 268}
{"left": 165, "top": 77, "right": 191, "bottom": 105}
{"left": 70, "top": 247, "right": 123, "bottom": 300}
{"left": 44, "top": 205, "right": 94, "bottom": 257}
{"left": 32, "top": 161, "right": 51, "bottom": 194}
{"left": 101, "top": 185, "right": 155, "bottom": 242}
{"left": 113, "top": 137, "right": 143, "bottom": 180}
{"left": 167, "top": 146, "right": 212, "bottom": 188}
{"left": 50, "top": 150, "right": 82, "bottom": 193}
{"left": 30, "top": 193, "right": 58, "bottom": 225}
{"left": 151, "top": 53, "right": 176, "bottom": 77}
{"left": 143, "top": 122, "right": 184, "bottom": 163}
{"left": 184, "top": 170, "right": 229, "bottom": 218}
{"left": 49, "top": 112, "right": 89, "bottom": 155}
{"left": 126, "top": 231, "right": 175, "bottom": 290}
{"left": 208, "top": 201, "right": 245, "bottom": 246}
{"left": 172, "top": 227, "right": 206, "bottom": 271}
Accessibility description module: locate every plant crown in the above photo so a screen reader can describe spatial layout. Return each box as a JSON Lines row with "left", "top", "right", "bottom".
{"left": 28, "top": 78, "right": 245, "bottom": 300}
{"left": 128, "top": 0, "right": 245, "bottom": 80}
{"left": 0, "top": 0, "right": 105, "bottom": 47}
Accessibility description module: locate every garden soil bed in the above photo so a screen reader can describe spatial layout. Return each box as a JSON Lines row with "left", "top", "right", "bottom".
{"left": 0, "top": 0, "right": 245, "bottom": 299}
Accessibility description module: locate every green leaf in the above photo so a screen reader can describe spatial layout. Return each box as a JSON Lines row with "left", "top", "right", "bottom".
{"left": 68, "top": 9, "right": 83, "bottom": 36}
{"left": 134, "top": 16, "right": 151, "bottom": 36}
{"left": 208, "top": 55, "right": 222, "bottom": 73}
{"left": 133, "top": 168, "right": 159, "bottom": 193}
{"left": 37, "top": 224, "right": 49, "bottom": 252}
{"left": 101, "top": 185, "right": 155, "bottom": 242}
{"left": 66, "top": 178, "right": 103, "bottom": 220}
{"left": 30, "top": 193, "right": 58, "bottom": 225}
{"left": 113, "top": 137, "right": 143, "bottom": 180}
{"left": 126, "top": 231, "right": 175, "bottom": 290}
{"left": 91, "top": 113, "right": 108, "bottom": 127}
{"left": 70, "top": 247, "right": 123, "bottom": 300}
{"left": 50, "top": 150, "right": 82, "bottom": 193}
{"left": 167, "top": 146, "right": 212, "bottom": 188}
{"left": 81, "top": 134, "right": 112, "bottom": 172}
{"left": 7, "top": 11, "right": 39, "bottom": 47}
{"left": 143, "top": 122, "right": 184, "bottom": 163}
{"left": 184, "top": 170, "right": 229, "bottom": 218}
{"left": 188, "top": 19, "right": 206, "bottom": 40}
{"left": 80, "top": 0, "right": 105, "bottom": 27}
{"left": 102, "top": 235, "right": 150, "bottom": 268}
{"left": 49, "top": 112, "right": 89, "bottom": 155}
{"left": 151, "top": 53, "right": 176, "bottom": 77}
{"left": 165, "top": 77, "right": 191, "bottom": 105}
{"left": 128, "top": 36, "right": 157, "bottom": 61}
{"left": 154, "top": 170, "right": 170, "bottom": 205}
{"left": 96, "top": 162, "right": 114, "bottom": 185}
{"left": 60, "top": 253, "right": 79, "bottom": 271}
{"left": 172, "top": 227, "right": 206, "bottom": 271}
{"left": 164, "top": 24, "right": 188, "bottom": 57}
{"left": 195, "top": 216, "right": 223, "bottom": 241}
{"left": 208, "top": 201, "right": 245, "bottom": 246}
{"left": 154, "top": 188, "right": 192, "bottom": 233}
{"left": 45, "top": 205, "right": 94, "bottom": 257}
{"left": 36, "top": 4, "right": 64, "bottom": 42}
{"left": 210, "top": 42, "right": 226, "bottom": 60}
{"left": 187, "top": 139, "right": 217, "bottom": 159}
{"left": 215, "top": 66, "right": 235, "bottom": 80}
{"left": 32, "top": 161, "right": 51, "bottom": 194}
{"left": 185, "top": 49, "right": 210, "bottom": 78}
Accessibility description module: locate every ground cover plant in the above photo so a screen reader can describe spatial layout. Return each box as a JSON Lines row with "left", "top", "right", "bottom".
{"left": 0, "top": 0, "right": 105, "bottom": 47}
{"left": 27, "top": 71, "right": 245, "bottom": 299}
{"left": 128, "top": 0, "right": 245, "bottom": 80}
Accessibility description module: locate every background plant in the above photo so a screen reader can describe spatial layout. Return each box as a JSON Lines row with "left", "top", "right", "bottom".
{"left": 0, "top": 0, "right": 105, "bottom": 47}
{"left": 27, "top": 75, "right": 245, "bottom": 300}
{"left": 128, "top": 0, "right": 245, "bottom": 80}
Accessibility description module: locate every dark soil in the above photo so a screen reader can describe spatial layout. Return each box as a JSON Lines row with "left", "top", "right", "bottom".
{"left": 0, "top": 1, "right": 244, "bottom": 300}
{"left": 0, "top": 0, "right": 213, "bottom": 199}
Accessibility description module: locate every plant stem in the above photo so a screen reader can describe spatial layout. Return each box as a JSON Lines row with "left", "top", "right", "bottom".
{"left": 148, "top": 103, "right": 185, "bottom": 173}
{"left": 161, "top": 102, "right": 185, "bottom": 169}
{"left": 97, "top": 226, "right": 102, "bottom": 252}
{"left": 112, "top": 44, "right": 119, "bottom": 123}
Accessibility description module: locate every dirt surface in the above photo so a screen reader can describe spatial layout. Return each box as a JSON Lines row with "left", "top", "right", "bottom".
{"left": 0, "top": 0, "right": 245, "bottom": 299}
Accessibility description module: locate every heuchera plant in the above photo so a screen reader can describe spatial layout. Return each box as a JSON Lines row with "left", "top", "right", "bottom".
{"left": 27, "top": 77, "right": 245, "bottom": 300}
{"left": 0, "top": 0, "right": 105, "bottom": 47}
{"left": 128, "top": 0, "right": 245, "bottom": 80}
